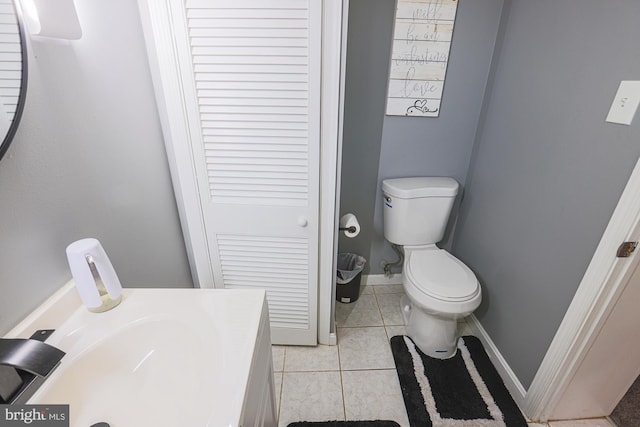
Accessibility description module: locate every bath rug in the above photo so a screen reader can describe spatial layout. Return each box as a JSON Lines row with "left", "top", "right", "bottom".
{"left": 288, "top": 422, "right": 400, "bottom": 427}
{"left": 390, "top": 335, "right": 527, "bottom": 427}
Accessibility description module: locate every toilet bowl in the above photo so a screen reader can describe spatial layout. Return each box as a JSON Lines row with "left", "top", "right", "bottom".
{"left": 381, "top": 177, "right": 482, "bottom": 359}
{"left": 401, "top": 245, "right": 481, "bottom": 358}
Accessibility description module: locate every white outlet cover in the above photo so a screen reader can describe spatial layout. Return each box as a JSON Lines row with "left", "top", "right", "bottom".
{"left": 606, "top": 81, "right": 640, "bottom": 125}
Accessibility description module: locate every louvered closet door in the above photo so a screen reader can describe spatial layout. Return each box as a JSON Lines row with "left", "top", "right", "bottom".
{"left": 186, "top": 0, "right": 320, "bottom": 345}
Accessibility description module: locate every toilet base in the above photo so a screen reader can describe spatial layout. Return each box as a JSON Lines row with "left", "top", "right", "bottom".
{"left": 400, "top": 295, "right": 459, "bottom": 359}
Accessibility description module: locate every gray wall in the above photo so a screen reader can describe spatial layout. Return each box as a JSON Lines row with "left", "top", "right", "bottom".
{"left": 0, "top": 0, "right": 192, "bottom": 335}
{"left": 339, "top": 0, "right": 505, "bottom": 273}
{"left": 453, "top": 0, "right": 640, "bottom": 388}
{"left": 338, "top": 0, "right": 396, "bottom": 267}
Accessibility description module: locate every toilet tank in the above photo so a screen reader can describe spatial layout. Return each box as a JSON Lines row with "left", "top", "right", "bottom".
{"left": 382, "top": 177, "right": 459, "bottom": 246}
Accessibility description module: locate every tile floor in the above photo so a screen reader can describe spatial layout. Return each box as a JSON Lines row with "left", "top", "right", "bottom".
{"left": 271, "top": 283, "right": 615, "bottom": 427}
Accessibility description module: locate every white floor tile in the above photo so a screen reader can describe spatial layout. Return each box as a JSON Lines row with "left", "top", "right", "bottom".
{"left": 284, "top": 345, "right": 340, "bottom": 372}
{"left": 275, "top": 274, "right": 613, "bottom": 427}
{"left": 342, "top": 369, "right": 410, "bottom": 427}
{"left": 376, "top": 292, "right": 405, "bottom": 326}
{"left": 335, "top": 294, "right": 384, "bottom": 327}
{"left": 272, "top": 345, "right": 285, "bottom": 372}
{"left": 278, "top": 371, "right": 344, "bottom": 427}
{"left": 273, "top": 371, "right": 283, "bottom": 418}
{"left": 548, "top": 419, "right": 614, "bottom": 427}
{"left": 385, "top": 325, "right": 407, "bottom": 339}
{"left": 338, "top": 327, "right": 395, "bottom": 370}
{"left": 360, "top": 285, "right": 374, "bottom": 295}
{"left": 373, "top": 284, "right": 405, "bottom": 294}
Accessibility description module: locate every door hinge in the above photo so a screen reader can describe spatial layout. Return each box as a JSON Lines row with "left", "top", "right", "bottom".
{"left": 617, "top": 241, "right": 638, "bottom": 258}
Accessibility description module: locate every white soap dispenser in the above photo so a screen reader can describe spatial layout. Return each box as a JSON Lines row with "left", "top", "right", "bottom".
{"left": 66, "top": 238, "right": 123, "bottom": 312}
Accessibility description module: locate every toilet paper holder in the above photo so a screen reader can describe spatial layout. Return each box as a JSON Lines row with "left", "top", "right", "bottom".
{"left": 339, "top": 213, "right": 360, "bottom": 238}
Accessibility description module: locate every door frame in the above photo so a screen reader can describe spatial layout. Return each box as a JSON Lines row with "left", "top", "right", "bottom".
{"left": 137, "top": 0, "right": 346, "bottom": 345}
{"left": 138, "top": 0, "right": 213, "bottom": 289}
{"left": 523, "top": 153, "right": 640, "bottom": 420}
{"left": 318, "top": 0, "right": 349, "bottom": 346}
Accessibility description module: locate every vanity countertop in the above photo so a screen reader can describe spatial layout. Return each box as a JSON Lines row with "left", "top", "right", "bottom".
{"left": 6, "top": 283, "right": 273, "bottom": 427}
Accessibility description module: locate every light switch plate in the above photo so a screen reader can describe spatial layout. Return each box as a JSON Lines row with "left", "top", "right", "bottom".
{"left": 606, "top": 81, "right": 640, "bottom": 125}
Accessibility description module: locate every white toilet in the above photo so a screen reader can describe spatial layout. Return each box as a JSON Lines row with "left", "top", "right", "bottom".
{"left": 382, "top": 177, "right": 481, "bottom": 359}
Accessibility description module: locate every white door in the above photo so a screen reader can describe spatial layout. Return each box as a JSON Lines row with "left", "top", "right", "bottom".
{"left": 190, "top": 0, "right": 320, "bottom": 346}
{"left": 139, "top": 0, "right": 323, "bottom": 345}
{"left": 548, "top": 257, "right": 640, "bottom": 419}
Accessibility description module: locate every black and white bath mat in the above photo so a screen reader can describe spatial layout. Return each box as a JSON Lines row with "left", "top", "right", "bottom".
{"left": 288, "top": 422, "right": 400, "bottom": 427}
{"left": 390, "top": 335, "right": 527, "bottom": 427}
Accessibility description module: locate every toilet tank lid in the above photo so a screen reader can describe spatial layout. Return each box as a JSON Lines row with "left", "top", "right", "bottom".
{"left": 382, "top": 177, "right": 459, "bottom": 198}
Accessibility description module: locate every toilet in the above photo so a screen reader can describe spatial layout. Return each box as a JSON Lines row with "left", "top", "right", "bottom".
{"left": 382, "top": 177, "right": 481, "bottom": 359}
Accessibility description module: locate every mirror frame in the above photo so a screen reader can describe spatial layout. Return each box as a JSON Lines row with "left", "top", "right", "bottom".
{"left": 0, "top": 0, "right": 28, "bottom": 161}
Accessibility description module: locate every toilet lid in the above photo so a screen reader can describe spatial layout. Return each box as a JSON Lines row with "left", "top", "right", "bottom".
{"left": 405, "top": 249, "right": 478, "bottom": 301}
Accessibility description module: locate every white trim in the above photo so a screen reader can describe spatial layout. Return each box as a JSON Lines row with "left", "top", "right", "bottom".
{"left": 137, "top": 0, "right": 213, "bottom": 288}
{"left": 318, "top": 0, "right": 346, "bottom": 345}
{"left": 327, "top": 332, "right": 338, "bottom": 346}
{"left": 466, "top": 314, "right": 527, "bottom": 410}
{"left": 523, "top": 155, "right": 640, "bottom": 421}
{"left": 362, "top": 273, "right": 403, "bottom": 286}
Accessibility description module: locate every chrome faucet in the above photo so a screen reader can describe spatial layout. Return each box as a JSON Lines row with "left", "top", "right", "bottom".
{"left": 0, "top": 330, "right": 65, "bottom": 404}
{"left": 84, "top": 254, "right": 122, "bottom": 312}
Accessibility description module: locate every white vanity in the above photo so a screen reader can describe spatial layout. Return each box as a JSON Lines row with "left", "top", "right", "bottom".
{"left": 6, "top": 284, "right": 277, "bottom": 427}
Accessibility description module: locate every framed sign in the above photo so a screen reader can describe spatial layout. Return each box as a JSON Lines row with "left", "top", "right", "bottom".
{"left": 386, "top": 0, "right": 458, "bottom": 117}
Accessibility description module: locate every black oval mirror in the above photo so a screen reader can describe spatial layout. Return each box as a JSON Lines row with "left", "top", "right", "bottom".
{"left": 0, "top": 0, "right": 27, "bottom": 161}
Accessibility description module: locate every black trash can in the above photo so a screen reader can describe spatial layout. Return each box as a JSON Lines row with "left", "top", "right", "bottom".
{"left": 336, "top": 253, "right": 366, "bottom": 303}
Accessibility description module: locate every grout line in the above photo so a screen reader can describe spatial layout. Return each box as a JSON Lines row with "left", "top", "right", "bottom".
{"left": 337, "top": 324, "right": 401, "bottom": 329}
{"left": 384, "top": 323, "right": 391, "bottom": 342}
{"left": 282, "top": 346, "right": 287, "bottom": 372}
{"left": 336, "top": 329, "right": 347, "bottom": 421}
{"left": 275, "top": 370, "right": 284, "bottom": 423}
{"left": 275, "top": 347, "right": 286, "bottom": 423}
{"left": 339, "top": 369, "right": 347, "bottom": 421}
{"left": 336, "top": 329, "right": 343, "bottom": 371}
{"left": 341, "top": 367, "right": 398, "bottom": 372}
{"left": 373, "top": 291, "right": 385, "bottom": 326}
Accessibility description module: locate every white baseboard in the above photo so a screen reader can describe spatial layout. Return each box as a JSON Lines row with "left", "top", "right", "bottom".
{"left": 466, "top": 314, "right": 528, "bottom": 411}
{"left": 327, "top": 332, "right": 337, "bottom": 346}
{"left": 362, "top": 273, "right": 403, "bottom": 286}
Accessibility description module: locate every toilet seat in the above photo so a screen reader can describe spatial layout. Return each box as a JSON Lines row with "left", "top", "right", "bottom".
{"left": 404, "top": 247, "right": 479, "bottom": 302}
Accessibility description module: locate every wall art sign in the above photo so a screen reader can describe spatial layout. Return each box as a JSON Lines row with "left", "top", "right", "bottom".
{"left": 386, "top": 0, "right": 458, "bottom": 117}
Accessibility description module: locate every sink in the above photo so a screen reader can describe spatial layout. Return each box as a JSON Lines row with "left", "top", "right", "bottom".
{"left": 31, "top": 319, "right": 216, "bottom": 425}
{"left": 21, "top": 288, "right": 276, "bottom": 427}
